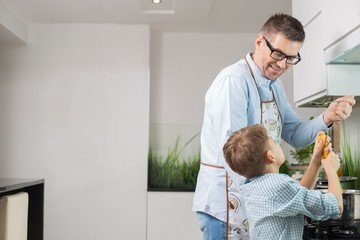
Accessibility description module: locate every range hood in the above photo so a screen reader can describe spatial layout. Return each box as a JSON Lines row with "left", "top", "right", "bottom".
{"left": 299, "top": 25, "right": 360, "bottom": 108}
{"left": 325, "top": 25, "right": 360, "bottom": 64}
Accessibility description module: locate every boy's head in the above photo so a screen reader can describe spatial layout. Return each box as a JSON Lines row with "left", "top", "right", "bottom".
{"left": 223, "top": 124, "right": 285, "bottom": 178}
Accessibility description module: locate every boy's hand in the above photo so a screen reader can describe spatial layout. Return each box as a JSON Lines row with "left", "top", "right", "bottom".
{"left": 312, "top": 132, "right": 331, "bottom": 165}
{"left": 301, "top": 131, "right": 334, "bottom": 190}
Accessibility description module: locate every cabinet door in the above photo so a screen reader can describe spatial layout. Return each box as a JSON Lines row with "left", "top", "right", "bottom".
{"left": 292, "top": 0, "right": 322, "bottom": 26}
{"left": 323, "top": 0, "right": 360, "bottom": 48}
{"left": 293, "top": 13, "right": 327, "bottom": 103}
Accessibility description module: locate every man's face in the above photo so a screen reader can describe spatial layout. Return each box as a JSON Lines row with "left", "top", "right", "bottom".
{"left": 254, "top": 34, "right": 302, "bottom": 80}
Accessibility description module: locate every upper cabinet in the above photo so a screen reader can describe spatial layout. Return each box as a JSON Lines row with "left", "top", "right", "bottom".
{"left": 292, "top": 0, "right": 360, "bottom": 107}
{"left": 292, "top": 3, "right": 326, "bottom": 106}
{"left": 322, "top": 0, "right": 360, "bottom": 49}
{"left": 292, "top": 0, "right": 322, "bottom": 27}
{"left": 0, "top": 1, "right": 28, "bottom": 44}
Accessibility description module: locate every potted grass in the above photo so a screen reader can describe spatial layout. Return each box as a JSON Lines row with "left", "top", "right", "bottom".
{"left": 288, "top": 135, "right": 316, "bottom": 178}
{"left": 289, "top": 117, "right": 316, "bottom": 166}
{"left": 290, "top": 143, "right": 314, "bottom": 165}
{"left": 341, "top": 127, "right": 360, "bottom": 189}
{"left": 148, "top": 132, "right": 200, "bottom": 191}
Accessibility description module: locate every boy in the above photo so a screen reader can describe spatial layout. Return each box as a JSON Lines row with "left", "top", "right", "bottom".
{"left": 223, "top": 124, "right": 343, "bottom": 240}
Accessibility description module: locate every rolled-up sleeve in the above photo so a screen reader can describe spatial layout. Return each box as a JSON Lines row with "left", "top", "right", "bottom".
{"left": 274, "top": 184, "right": 341, "bottom": 220}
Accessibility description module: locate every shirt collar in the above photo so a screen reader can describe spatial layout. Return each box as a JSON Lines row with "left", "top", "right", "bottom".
{"left": 245, "top": 175, "right": 262, "bottom": 183}
{"left": 246, "top": 52, "right": 276, "bottom": 89}
{"left": 245, "top": 174, "right": 272, "bottom": 183}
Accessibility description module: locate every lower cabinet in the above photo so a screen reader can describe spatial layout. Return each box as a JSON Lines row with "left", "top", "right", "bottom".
{"left": 0, "top": 178, "right": 44, "bottom": 240}
{"left": 147, "top": 192, "right": 201, "bottom": 240}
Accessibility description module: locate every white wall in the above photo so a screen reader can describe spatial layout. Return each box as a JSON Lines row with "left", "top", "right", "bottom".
{"left": 0, "top": 0, "right": 28, "bottom": 43}
{"left": 0, "top": 24, "right": 149, "bottom": 240}
{"left": 150, "top": 32, "right": 256, "bottom": 124}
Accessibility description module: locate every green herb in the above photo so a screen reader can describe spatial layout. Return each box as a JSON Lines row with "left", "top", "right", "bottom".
{"left": 289, "top": 116, "right": 324, "bottom": 165}
{"left": 341, "top": 125, "right": 360, "bottom": 189}
{"left": 290, "top": 144, "right": 314, "bottom": 165}
{"left": 148, "top": 132, "right": 200, "bottom": 191}
{"left": 279, "top": 161, "right": 289, "bottom": 174}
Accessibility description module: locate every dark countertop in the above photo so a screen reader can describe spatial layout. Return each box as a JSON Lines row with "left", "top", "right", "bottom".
{"left": 0, "top": 178, "right": 44, "bottom": 193}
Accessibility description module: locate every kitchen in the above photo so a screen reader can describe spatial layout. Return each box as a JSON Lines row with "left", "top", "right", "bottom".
{"left": 0, "top": 0, "right": 359, "bottom": 240}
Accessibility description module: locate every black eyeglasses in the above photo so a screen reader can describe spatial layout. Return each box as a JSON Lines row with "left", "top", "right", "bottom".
{"left": 263, "top": 37, "right": 301, "bottom": 65}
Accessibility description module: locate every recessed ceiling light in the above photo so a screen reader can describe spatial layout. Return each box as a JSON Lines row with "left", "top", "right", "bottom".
{"left": 152, "top": 0, "right": 161, "bottom": 3}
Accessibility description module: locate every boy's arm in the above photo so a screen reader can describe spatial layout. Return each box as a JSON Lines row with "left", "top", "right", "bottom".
{"left": 299, "top": 132, "right": 327, "bottom": 189}
{"left": 299, "top": 157, "right": 321, "bottom": 189}
{"left": 322, "top": 152, "right": 343, "bottom": 214}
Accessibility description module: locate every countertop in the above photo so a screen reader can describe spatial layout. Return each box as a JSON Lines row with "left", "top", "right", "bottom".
{"left": 0, "top": 178, "right": 44, "bottom": 193}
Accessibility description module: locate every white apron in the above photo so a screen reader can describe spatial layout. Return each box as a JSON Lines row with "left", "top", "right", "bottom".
{"left": 224, "top": 59, "right": 283, "bottom": 239}
{"left": 199, "top": 59, "right": 283, "bottom": 239}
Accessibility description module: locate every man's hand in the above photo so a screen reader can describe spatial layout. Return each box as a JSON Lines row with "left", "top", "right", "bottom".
{"left": 324, "top": 96, "right": 356, "bottom": 126}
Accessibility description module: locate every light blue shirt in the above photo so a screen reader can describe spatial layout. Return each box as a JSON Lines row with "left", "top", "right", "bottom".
{"left": 244, "top": 174, "right": 340, "bottom": 240}
{"left": 193, "top": 53, "right": 330, "bottom": 223}
{"left": 227, "top": 54, "right": 327, "bottom": 148}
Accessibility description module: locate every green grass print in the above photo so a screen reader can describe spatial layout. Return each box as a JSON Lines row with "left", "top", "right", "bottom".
{"left": 148, "top": 132, "right": 200, "bottom": 191}
{"left": 341, "top": 125, "right": 360, "bottom": 189}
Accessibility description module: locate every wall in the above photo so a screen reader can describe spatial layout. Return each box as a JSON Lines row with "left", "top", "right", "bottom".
{"left": 150, "top": 32, "right": 256, "bottom": 124}
{"left": 341, "top": 109, "right": 360, "bottom": 148}
{"left": 0, "top": 24, "right": 149, "bottom": 240}
{"left": 0, "top": 0, "right": 28, "bottom": 43}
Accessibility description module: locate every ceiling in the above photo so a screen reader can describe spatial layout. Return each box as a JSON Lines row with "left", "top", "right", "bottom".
{"left": 1, "top": 0, "right": 292, "bottom": 42}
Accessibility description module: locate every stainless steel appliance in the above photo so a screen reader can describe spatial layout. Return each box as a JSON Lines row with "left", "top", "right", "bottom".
{"left": 303, "top": 189, "right": 360, "bottom": 239}
{"left": 304, "top": 218, "right": 360, "bottom": 239}
{"left": 316, "top": 176, "right": 357, "bottom": 190}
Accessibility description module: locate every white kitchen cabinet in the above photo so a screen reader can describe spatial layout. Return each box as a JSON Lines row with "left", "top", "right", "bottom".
{"left": 292, "top": 0, "right": 322, "bottom": 27}
{"left": 293, "top": 12, "right": 327, "bottom": 104}
{"left": 293, "top": 0, "right": 360, "bottom": 50}
{"left": 292, "top": 0, "right": 327, "bottom": 105}
{"left": 147, "top": 192, "right": 201, "bottom": 240}
{"left": 322, "top": 0, "right": 360, "bottom": 49}
{"left": 292, "top": 0, "right": 360, "bottom": 107}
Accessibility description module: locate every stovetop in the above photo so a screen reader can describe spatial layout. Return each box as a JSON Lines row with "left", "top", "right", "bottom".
{"left": 304, "top": 218, "right": 360, "bottom": 239}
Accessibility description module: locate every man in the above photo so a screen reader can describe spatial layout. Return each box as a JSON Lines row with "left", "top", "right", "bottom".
{"left": 192, "top": 13, "right": 355, "bottom": 240}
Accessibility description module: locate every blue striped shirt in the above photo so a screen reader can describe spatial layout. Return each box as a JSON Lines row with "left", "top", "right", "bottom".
{"left": 243, "top": 174, "right": 340, "bottom": 240}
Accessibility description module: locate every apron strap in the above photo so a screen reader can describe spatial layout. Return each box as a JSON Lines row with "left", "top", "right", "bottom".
{"left": 226, "top": 172, "right": 230, "bottom": 240}
{"left": 200, "top": 162, "right": 225, "bottom": 169}
{"left": 200, "top": 162, "right": 229, "bottom": 238}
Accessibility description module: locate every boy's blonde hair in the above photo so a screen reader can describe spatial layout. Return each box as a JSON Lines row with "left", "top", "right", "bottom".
{"left": 223, "top": 124, "right": 270, "bottom": 178}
